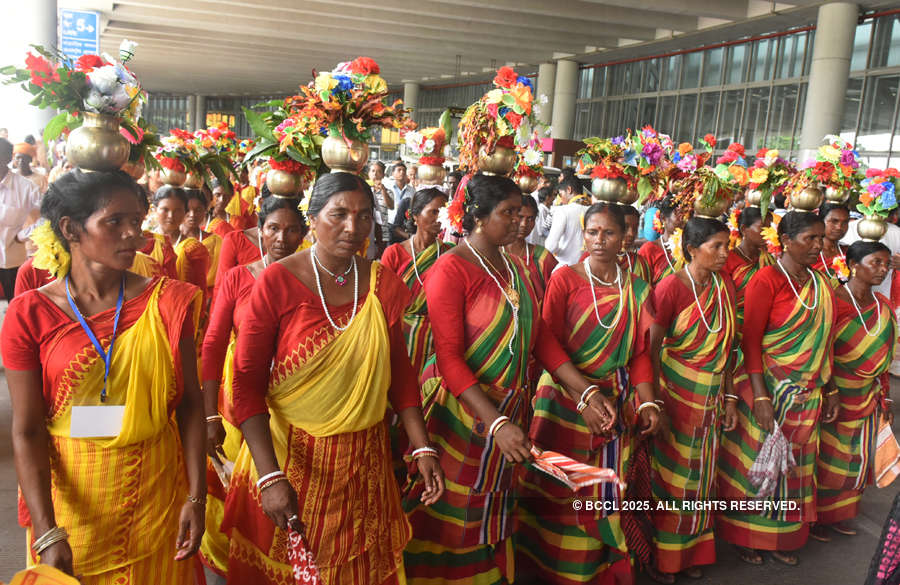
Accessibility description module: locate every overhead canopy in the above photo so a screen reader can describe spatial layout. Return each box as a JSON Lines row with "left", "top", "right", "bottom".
{"left": 62, "top": 0, "right": 894, "bottom": 94}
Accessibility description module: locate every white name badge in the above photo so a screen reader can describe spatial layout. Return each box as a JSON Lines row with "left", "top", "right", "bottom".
{"left": 70, "top": 405, "right": 126, "bottom": 438}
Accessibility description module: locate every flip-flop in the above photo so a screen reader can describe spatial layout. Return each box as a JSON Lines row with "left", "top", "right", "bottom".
{"left": 736, "top": 546, "right": 764, "bottom": 565}
{"left": 808, "top": 525, "right": 832, "bottom": 542}
{"left": 771, "top": 550, "right": 799, "bottom": 566}
{"left": 832, "top": 523, "right": 858, "bottom": 536}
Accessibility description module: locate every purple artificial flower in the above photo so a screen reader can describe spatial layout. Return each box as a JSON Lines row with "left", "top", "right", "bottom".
{"left": 611, "top": 135, "right": 625, "bottom": 146}
{"left": 642, "top": 142, "right": 663, "bottom": 166}
{"left": 677, "top": 155, "right": 698, "bottom": 173}
{"left": 840, "top": 149, "right": 859, "bottom": 169}
{"left": 869, "top": 182, "right": 886, "bottom": 197}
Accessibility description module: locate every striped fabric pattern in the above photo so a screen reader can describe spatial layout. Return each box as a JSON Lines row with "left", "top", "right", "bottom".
{"left": 718, "top": 269, "right": 834, "bottom": 552}
{"left": 619, "top": 251, "right": 652, "bottom": 285}
{"left": 729, "top": 251, "right": 775, "bottom": 335}
{"left": 652, "top": 275, "right": 735, "bottom": 574}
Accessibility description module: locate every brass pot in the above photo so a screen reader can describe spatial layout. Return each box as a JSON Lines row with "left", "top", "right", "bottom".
{"left": 516, "top": 174, "right": 539, "bottom": 194}
{"left": 322, "top": 135, "right": 369, "bottom": 174}
{"left": 266, "top": 169, "right": 304, "bottom": 197}
{"left": 590, "top": 177, "right": 627, "bottom": 203}
{"left": 745, "top": 189, "right": 763, "bottom": 208}
{"left": 160, "top": 167, "right": 187, "bottom": 187}
{"left": 121, "top": 159, "right": 145, "bottom": 181}
{"left": 824, "top": 185, "right": 850, "bottom": 204}
{"left": 790, "top": 186, "right": 824, "bottom": 212}
{"left": 620, "top": 186, "right": 639, "bottom": 206}
{"left": 417, "top": 163, "right": 446, "bottom": 186}
{"left": 66, "top": 112, "right": 131, "bottom": 172}
{"left": 858, "top": 215, "right": 888, "bottom": 242}
{"left": 693, "top": 197, "right": 730, "bottom": 219}
{"left": 477, "top": 145, "right": 516, "bottom": 176}
{"left": 184, "top": 172, "right": 204, "bottom": 189}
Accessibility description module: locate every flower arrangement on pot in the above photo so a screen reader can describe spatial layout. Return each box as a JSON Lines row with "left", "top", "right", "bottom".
{"left": 805, "top": 135, "right": 864, "bottom": 203}
{"left": 513, "top": 142, "right": 544, "bottom": 194}
{"left": 120, "top": 117, "right": 162, "bottom": 180}
{"left": 856, "top": 167, "right": 900, "bottom": 241}
{"left": 677, "top": 165, "right": 737, "bottom": 219}
{"left": 458, "top": 66, "right": 537, "bottom": 174}
{"left": 403, "top": 111, "right": 451, "bottom": 185}
{"left": 745, "top": 148, "right": 792, "bottom": 216}
{"left": 1, "top": 41, "right": 145, "bottom": 171}
{"left": 189, "top": 122, "right": 238, "bottom": 188}
{"left": 154, "top": 129, "right": 199, "bottom": 186}
{"left": 626, "top": 125, "right": 671, "bottom": 203}
{"left": 577, "top": 137, "right": 628, "bottom": 203}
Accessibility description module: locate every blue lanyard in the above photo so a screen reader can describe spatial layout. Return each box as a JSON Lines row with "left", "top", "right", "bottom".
{"left": 65, "top": 275, "right": 125, "bottom": 403}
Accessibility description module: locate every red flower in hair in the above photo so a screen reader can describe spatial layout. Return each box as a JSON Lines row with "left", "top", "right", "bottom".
{"left": 348, "top": 57, "right": 380, "bottom": 75}
{"left": 24, "top": 52, "right": 59, "bottom": 87}
{"left": 493, "top": 66, "right": 518, "bottom": 89}
{"left": 75, "top": 54, "right": 105, "bottom": 72}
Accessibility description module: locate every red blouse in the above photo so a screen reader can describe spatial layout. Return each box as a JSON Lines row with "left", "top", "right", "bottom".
{"left": 201, "top": 265, "right": 255, "bottom": 382}
{"left": 425, "top": 254, "right": 570, "bottom": 397}
{"left": 380, "top": 242, "right": 411, "bottom": 275}
{"left": 653, "top": 271, "right": 737, "bottom": 328}
{"left": 741, "top": 265, "right": 838, "bottom": 375}
{"left": 230, "top": 262, "right": 420, "bottom": 424}
{"left": 542, "top": 265, "right": 653, "bottom": 385}
{"left": 140, "top": 232, "right": 177, "bottom": 279}
{"left": 215, "top": 230, "right": 262, "bottom": 291}
{"left": 14, "top": 257, "right": 53, "bottom": 297}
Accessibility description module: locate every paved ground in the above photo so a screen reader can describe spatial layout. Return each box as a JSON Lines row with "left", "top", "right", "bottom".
{"left": 0, "top": 367, "right": 894, "bottom": 583}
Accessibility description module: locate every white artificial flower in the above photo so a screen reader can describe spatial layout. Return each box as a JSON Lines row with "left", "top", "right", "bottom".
{"left": 87, "top": 65, "right": 120, "bottom": 94}
{"left": 539, "top": 94, "right": 549, "bottom": 105}
{"left": 424, "top": 139, "right": 436, "bottom": 153}
{"left": 764, "top": 149, "right": 779, "bottom": 166}
{"left": 404, "top": 131, "right": 423, "bottom": 151}
{"left": 533, "top": 105, "right": 542, "bottom": 116}
{"left": 119, "top": 39, "right": 138, "bottom": 63}
{"left": 437, "top": 206, "right": 452, "bottom": 233}
{"left": 523, "top": 149, "right": 542, "bottom": 166}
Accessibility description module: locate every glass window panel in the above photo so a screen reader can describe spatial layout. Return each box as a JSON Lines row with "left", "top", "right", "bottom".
{"left": 742, "top": 87, "right": 771, "bottom": 151}
{"left": 589, "top": 101, "right": 605, "bottom": 136}
{"left": 725, "top": 45, "right": 747, "bottom": 85}
{"left": 857, "top": 75, "right": 899, "bottom": 155}
{"left": 790, "top": 84, "right": 808, "bottom": 155}
{"left": 767, "top": 84, "right": 800, "bottom": 151}
{"left": 639, "top": 97, "right": 657, "bottom": 128}
{"left": 645, "top": 58, "right": 661, "bottom": 92}
{"left": 751, "top": 38, "right": 775, "bottom": 82}
{"left": 697, "top": 92, "right": 720, "bottom": 139}
{"left": 657, "top": 95, "right": 676, "bottom": 135}
{"left": 676, "top": 93, "right": 698, "bottom": 143}
{"left": 574, "top": 103, "right": 592, "bottom": 140}
{"left": 682, "top": 51, "right": 702, "bottom": 89}
{"left": 840, "top": 77, "right": 864, "bottom": 145}
{"left": 871, "top": 16, "right": 900, "bottom": 68}
{"left": 775, "top": 32, "right": 806, "bottom": 79}
{"left": 702, "top": 48, "right": 724, "bottom": 86}
{"left": 578, "top": 68, "right": 594, "bottom": 99}
{"left": 604, "top": 100, "right": 623, "bottom": 137}
{"left": 718, "top": 89, "right": 745, "bottom": 145}
{"left": 851, "top": 22, "right": 872, "bottom": 71}
{"left": 663, "top": 55, "right": 681, "bottom": 91}
{"left": 622, "top": 99, "right": 639, "bottom": 131}
{"left": 593, "top": 68, "right": 608, "bottom": 97}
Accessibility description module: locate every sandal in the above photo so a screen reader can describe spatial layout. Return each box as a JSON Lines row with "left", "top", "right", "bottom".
{"left": 682, "top": 566, "right": 703, "bottom": 579}
{"left": 646, "top": 566, "right": 676, "bottom": 584}
{"left": 832, "top": 522, "right": 858, "bottom": 536}
{"left": 736, "top": 546, "right": 764, "bottom": 565}
{"left": 808, "top": 524, "right": 831, "bottom": 542}
{"left": 771, "top": 550, "right": 799, "bottom": 566}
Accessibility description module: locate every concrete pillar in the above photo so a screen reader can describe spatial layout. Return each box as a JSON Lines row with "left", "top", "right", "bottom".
{"left": 799, "top": 2, "right": 858, "bottom": 158}
{"left": 403, "top": 82, "right": 420, "bottom": 124}
{"left": 550, "top": 59, "right": 578, "bottom": 140}
{"left": 535, "top": 63, "right": 556, "bottom": 137}
{"left": 194, "top": 95, "right": 206, "bottom": 131}
{"left": 0, "top": 0, "right": 58, "bottom": 141}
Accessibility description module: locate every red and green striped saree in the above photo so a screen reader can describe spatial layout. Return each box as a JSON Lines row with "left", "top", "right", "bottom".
{"left": 516, "top": 266, "right": 652, "bottom": 585}
{"left": 818, "top": 293, "right": 896, "bottom": 524}
{"left": 652, "top": 273, "right": 736, "bottom": 574}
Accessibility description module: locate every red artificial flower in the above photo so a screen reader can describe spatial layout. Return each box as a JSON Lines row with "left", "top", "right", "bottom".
{"left": 75, "top": 54, "right": 105, "bottom": 72}
{"left": 119, "top": 125, "right": 144, "bottom": 145}
{"left": 867, "top": 168, "right": 885, "bottom": 178}
{"left": 716, "top": 151, "right": 738, "bottom": 165}
{"left": 703, "top": 133, "right": 717, "bottom": 148}
{"left": 170, "top": 128, "right": 194, "bottom": 141}
{"left": 590, "top": 165, "right": 625, "bottom": 180}
{"left": 419, "top": 155, "right": 445, "bottom": 166}
{"left": 159, "top": 157, "right": 186, "bottom": 173}
{"left": 812, "top": 161, "right": 834, "bottom": 181}
{"left": 493, "top": 66, "right": 518, "bottom": 89}
{"left": 486, "top": 102, "right": 499, "bottom": 118}
{"left": 756, "top": 148, "right": 768, "bottom": 159}
{"left": 505, "top": 111, "right": 523, "bottom": 128}
{"left": 885, "top": 168, "right": 900, "bottom": 178}
{"left": 348, "top": 57, "right": 380, "bottom": 75}
{"left": 496, "top": 135, "right": 515, "bottom": 149}
{"left": 727, "top": 143, "right": 745, "bottom": 157}
{"left": 24, "top": 52, "right": 59, "bottom": 87}
{"left": 269, "top": 158, "right": 306, "bottom": 173}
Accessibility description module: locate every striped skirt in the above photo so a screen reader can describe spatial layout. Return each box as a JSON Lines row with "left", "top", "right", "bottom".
{"left": 514, "top": 374, "right": 632, "bottom": 585}
{"left": 403, "top": 362, "right": 524, "bottom": 584}
{"left": 717, "top": 377, "right": 821, "bottom": 551}
{"left": 816, "top": 409, "right": 879, "bottom": 524}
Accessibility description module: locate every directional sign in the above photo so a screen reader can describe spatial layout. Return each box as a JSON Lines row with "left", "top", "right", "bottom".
{"left": 59, "top": 9, "right": 100, "bottom": 60}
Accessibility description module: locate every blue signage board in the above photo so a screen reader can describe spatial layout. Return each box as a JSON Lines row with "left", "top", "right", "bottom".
{"left": 59, "top": 9, "right": 100, "bottom": 60}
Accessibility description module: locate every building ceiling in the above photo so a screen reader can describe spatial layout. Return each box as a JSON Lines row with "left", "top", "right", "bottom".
{"left": 57, "top": 0, "right": 900, "bottom": 95}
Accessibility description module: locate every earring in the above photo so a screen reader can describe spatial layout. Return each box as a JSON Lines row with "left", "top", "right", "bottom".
{"left": 476, "top": 223, "right": 483, "bottom": 234}
{"left": 852, "top": 268, "right": 857, "bottom": 278}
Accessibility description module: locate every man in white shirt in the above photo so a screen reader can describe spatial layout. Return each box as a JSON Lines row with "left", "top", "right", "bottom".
{"left": 527, "top": 185, "right": 554, "bottom": 246}
{"left": 0, "top": 138, "right": 41, "bottom": 300}
{"left": 388, "top": 161, "right": 414, "bottom": 223}
{"left": 544, "top": 177, "right": 589, "bottom": 265}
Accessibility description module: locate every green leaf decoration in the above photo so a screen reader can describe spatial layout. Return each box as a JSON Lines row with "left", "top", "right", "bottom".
{"left": 242, "top": 106, "right": 275, "bottom": 142}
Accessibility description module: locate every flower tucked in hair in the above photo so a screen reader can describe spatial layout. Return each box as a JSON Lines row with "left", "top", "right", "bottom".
{"left": 761, "top": 224, "right": 781, "bottom": 255}
{"left": 727, "top": 208, "right": 741, "bottom": 250}
{"left": 832, "top": 255, "right": 849, "bottom": 280}
{"left": 31, "top": 221, "right": 71, "bottom": 278}
{"left": 652, "top": 213, "right": 665, "bottom": 234}
{"left": 667, "top": 227, "right": 685, "bottom": 265}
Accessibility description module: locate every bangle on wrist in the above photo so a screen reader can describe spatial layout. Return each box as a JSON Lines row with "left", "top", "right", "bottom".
{"left": 579, "top": 385, "right": 600, "bottom": 404}
{"left": 205, "top": 414, "right": 223, "bottom": 423}
{"left": 653, "top": 399, "right": 666, "bottom": 406}
{"left": 577, "top": 388, "right": 602, "bottom": 413}
{"left": 32, "top": 526, "right": 69, "bottom": 555}
{"left": 258, "top": 476, "right": 289, "bottom": 492}
{"left": 256, "top": 470, "right": 286, "bottom": 490}
{"left": 754, "top": 396, "right": 772, "bottom": 403}
{"left": 724, "top": 393, "right": 740, "bottom": 402}
{"left": 187, "top": 494, "right": 206, "bottom": 505}
{"left": 411, "top": 446, "right": 438, "bottom": 460}
{"left": 488, "top": 416, "right": 511, "bottom": 437}
{"left": 636, "top": 401, "right": 661, "bottom": 415}
{"left": 825, "top": 389, "right": 839, "bottom": 397}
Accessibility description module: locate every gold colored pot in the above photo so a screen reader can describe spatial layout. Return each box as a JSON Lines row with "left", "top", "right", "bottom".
{"left": 590, "top": 177, "right": 627, "bottom": 203}
{"left": 858, "top": 215, "right": 888, "bottom": 242}
{"left": 745, "top": 189, "right": 763, "bottom": 208}
{"left": 693, "top": 197, "right": 730, "bottom": 219}
{"left": 160, "top": 167, "right": 187, "bottom": 187}
{"left": 66, "top": 112, "right": 131, "bottom": 172}
{"left": 322, "top": 135, "right": 369, "bottom": 174}
{"left": 266, "top": 169, "right": 304, "bottom": 197}
{"left": 121, "top": 159, "right": 145, "bottom": 181}
{"left": 620, "top": 186, "right": 639, "bottom": 206}
{"left": 824, "top": 185, "right": 850, "bottom": 204}
{"left": 790, "top": 186, "right": 824, "bottom": 212}
{"left": 184, "top": 172, "right": 204, "bottom": 189}
{"left": 516, "top": 174, "right": 539, "bottom": 194}
{"left": 417, "top": 164, "right": 446, "bottom": 186}
{"left": 477, "top": 145, "right": 516, "bottom": 176}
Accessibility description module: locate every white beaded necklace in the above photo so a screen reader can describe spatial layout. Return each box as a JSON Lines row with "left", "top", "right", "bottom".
{"left": 661, "top": 236, "right": 677, "bottom": 271}
{"left": 819, "top": 248, "right": 846, "bottom": 280}
{"left": 776, "top": 259, "right": 819, "bottom": 311}
{"left": 584, "top": 258, "right": 623, "bottom": 330}
{"left": 685, "top": 266, "right": 724, "bottom": 333}
{"left": 503, "top": 242, "right": 532, "bottom": 266}
{"left": 410, "top": 238, "right": 441, "bottom": 286}
{"left": 257, "top": 231, "right": 268, "bottom": 268}
{"left": 310, "top": 245, "right": 359, "bottom": 332}
{"left": 464, "top": 238, "right": 518, "bottom": 355}
{"left": 844, "top": 283, "right": 884, "bottom": 337}
{"left": 617, "top": 251, "right": 632, "bottom": 272}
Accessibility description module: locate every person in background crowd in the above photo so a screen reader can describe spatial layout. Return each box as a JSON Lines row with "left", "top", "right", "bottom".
{"left": 638, "top": 196, "right": 686, "bottom": 286}
{"left": 0, "top": 138, "right": 41, "bottom": 301}
{"left": 23, "top": 134, "right": 49, "bottom": 172}
{"left": 526, "top": 186, "right": 554, "bottom": 247}
{"left": 544, "top": 177, "right": 590, "bottom": 265}
{"left": 205, "top": 179, "right": 236, "bottom": 239}
{"left": 182, "top": 189, "right": 223, "bottom": 300}
{"left": 369, "top": 161, "right": 394, "bottom": 249}
{"left": 1, "top": 169, "right": 206, "bottom": 583}
{"left": 47, "top": 158, "right": 73, "bottom": 185}
{"left": 0, "top": 128, "right": 8, "bottom": 140}
{"left": 389, "top": 161, "right": 414, "bottom": 230}
{"left": 153, "top": 186, "right": 210, "bottom": 303}
{"left": 13, "top": 143, "right": 48, "bottom": 194}
{"left": 504, "top": 194, "right": 557, "bottom": 300}
{"left": 812, "top": 203, "right": 850, "bottom": 288}
{"left": 445, "top": 170, "right": 463, "bottom": 199}
{"left": 619, "top": 205, "right": 652, "bottom": 282}
{"left": 409, "top": 163, "right": 419, "bottom": 190}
